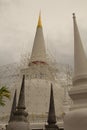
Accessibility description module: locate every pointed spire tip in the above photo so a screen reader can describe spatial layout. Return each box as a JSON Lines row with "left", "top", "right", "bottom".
{"left": 47, "top": 84, "right": 56, "bottom": 124}
{"left": 37, "top": 11, "right": 42, "bottom": 28}
{"left": 17, "top": 75, "right": 25, "bottom": 110}
{"left": 9, "top": 89, "right": 17, "bottom": 122}
{"left": 72, "top": 13, "right": 76, "bottom": 19}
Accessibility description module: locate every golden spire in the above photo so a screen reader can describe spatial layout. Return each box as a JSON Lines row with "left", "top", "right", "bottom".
{"left": 37, "top": 11, "right": 42, "bottom": 28}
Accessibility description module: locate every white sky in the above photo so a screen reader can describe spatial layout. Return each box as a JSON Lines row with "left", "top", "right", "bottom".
{"left": 0, "top": 0, "right": 87, "bottom": 66}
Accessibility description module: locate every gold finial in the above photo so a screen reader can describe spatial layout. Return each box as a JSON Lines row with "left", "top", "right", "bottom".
{"left": 37, "top": 11, "right": 42, "bottom": 27}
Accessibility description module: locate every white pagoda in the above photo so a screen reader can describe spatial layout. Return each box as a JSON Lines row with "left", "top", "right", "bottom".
{"left": 64, "top": 13, "right": 87, "bottom": 130}
{"left": 69, "top": 13, "right": 87, "bottom": 110}
{"left": 20, "top": 13, "right": 64, "bottom": 123}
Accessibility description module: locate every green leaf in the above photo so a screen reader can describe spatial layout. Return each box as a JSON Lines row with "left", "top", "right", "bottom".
{"left": 0, "top": 86, "right": 11, "bottom": 106}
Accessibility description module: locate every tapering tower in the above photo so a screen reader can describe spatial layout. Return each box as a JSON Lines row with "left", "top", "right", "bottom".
{"left": 29, "top": 12, "right": 47, "bottom": 65}
{"left": 20, "top": 13, "right": 64, "bottom": 125}
{"left": 69, "top": 13, "right": 87, "bottom": 109}
{"left": 64, "top": 14, "right": 87, "bottom": 130}
{"left": 45, "top": 84, "right": 59, "bottom": 130}
{"left": 21, "top": 12, "right": 55, "bottom": 81}
{"left": 6, "top": 75, "right": 30, "bottom": 130}
{"left": 47, "top": 84, "right": 56, "bottom": 124}
{"left": 9, "top": 89, "right": 17, "bottom": 122}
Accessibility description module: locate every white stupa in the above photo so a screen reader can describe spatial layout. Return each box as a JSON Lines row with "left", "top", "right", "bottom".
{"left": 64, "top": 13, "right": 87, "bottom": 130}
{"left": 69, "top": 13, "right": 87, "bottom": 109}
{"left": 19, "top": 13, "right": 64, "bottom": 123}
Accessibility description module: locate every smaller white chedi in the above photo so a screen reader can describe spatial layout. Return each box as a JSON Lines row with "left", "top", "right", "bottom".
{"left": 64, "top": 13, "right": 87, "bottom": 130}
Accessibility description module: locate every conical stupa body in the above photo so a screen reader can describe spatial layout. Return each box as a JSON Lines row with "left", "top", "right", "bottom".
{"left": 29, "top": 13, "right": 47, "bottom": 65}
{"left": 29, "top": 27, "right": 47, "bottom": 65}
{"left": 64, "top": 14, "right": 87, "bottom": 130}
{"left": 9, "top": 90, "right": 17, "bottom": 122}
{"left": 69, "top": 14, "right": 87, "bottom": 109}
{"left": 45, "top": 84, "right": 59, "bottom": 130}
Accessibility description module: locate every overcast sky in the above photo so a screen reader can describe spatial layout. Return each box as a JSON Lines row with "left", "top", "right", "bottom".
{"left": 0, "top": 0, "right": 87, "bottom": 66}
